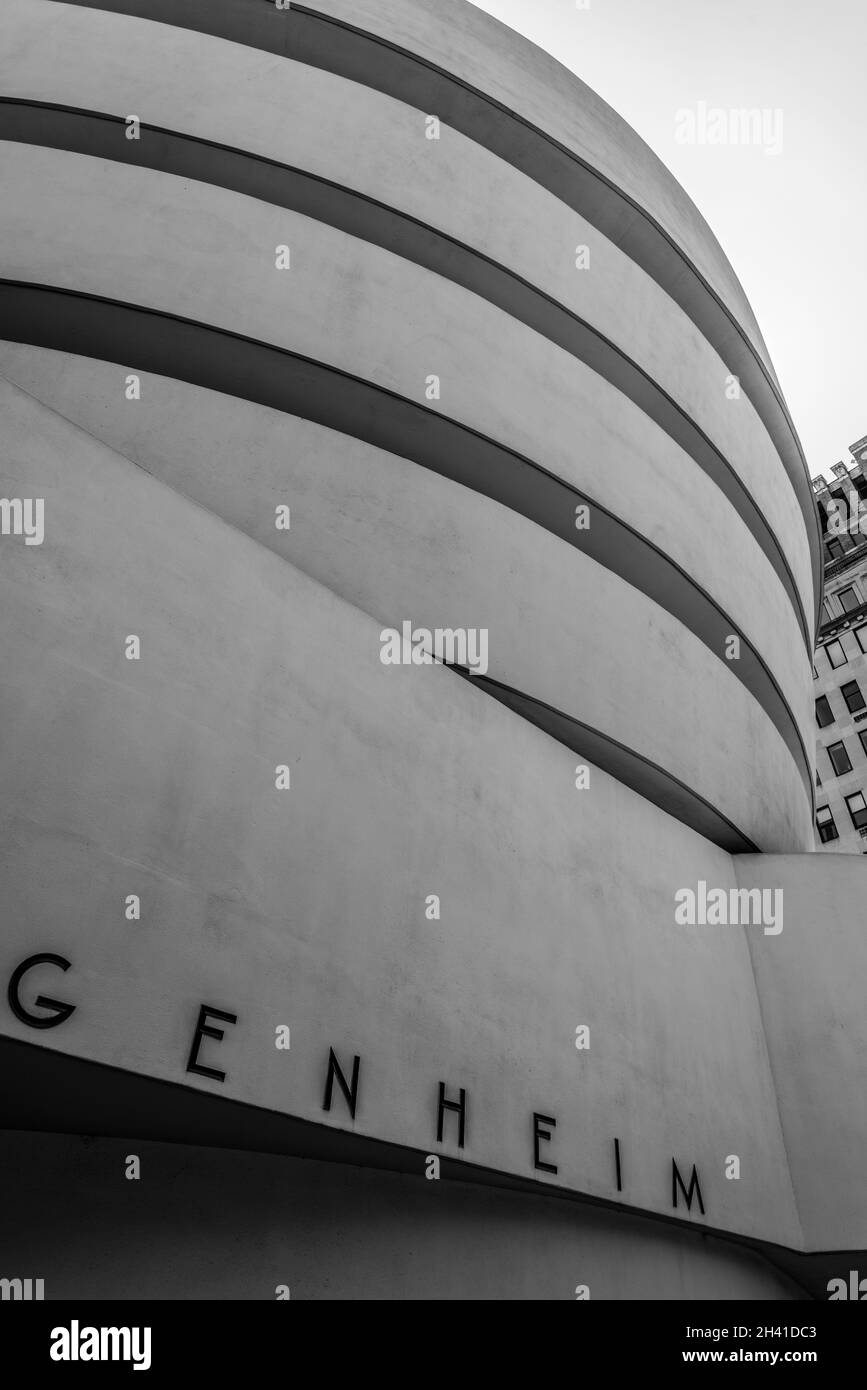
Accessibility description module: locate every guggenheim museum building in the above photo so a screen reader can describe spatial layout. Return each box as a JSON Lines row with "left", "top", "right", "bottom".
{"left": 1, "top": 0, "right": 865, "bottom": 1300}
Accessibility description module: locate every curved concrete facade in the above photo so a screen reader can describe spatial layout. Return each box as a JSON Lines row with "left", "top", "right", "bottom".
{"left": 0, "top": 0, "right": 864, "bottom": 1301}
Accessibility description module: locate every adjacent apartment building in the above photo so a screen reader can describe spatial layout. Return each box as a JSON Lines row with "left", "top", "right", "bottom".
{"left": 813, "top": 434, "right": 867, "bottom": 852}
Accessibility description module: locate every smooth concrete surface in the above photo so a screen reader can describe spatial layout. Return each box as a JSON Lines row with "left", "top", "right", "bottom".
{"left": 741, "top": 855, "right": 867, "bottom": 1251}
{"left": 0, "top": 376, "right": 804, "bottom": 1247}
{"left": 5, "top": 370, "right": 866, "bottom": 1262}
{"left": 304, "top": 0, "right": 773, "bottom": 370}
{"left": 4, "top": 372, "right": 867, "bottom": 1261}
{"left": 0, "top": 0, "right": 851, "bottom": 1301}
{"left": 0, "top": 137, "right": 813, "bottom": 661}
{"left": 0, "top": 0, "right": 816, "bottom": 634}
{"left": 0, "top": 146, "right": 816, "bottom": 814}
{"left": 0, "top": 350, "right": 813, "bottom": 852}
{"left": 0, "top": 1132, "right": 802, "bottom": 1300}
{"left": 43, "top": 0, "right": 771, "bottom": 371}
{"left": 39, "top": 0, "right": 821, "bottom": 619}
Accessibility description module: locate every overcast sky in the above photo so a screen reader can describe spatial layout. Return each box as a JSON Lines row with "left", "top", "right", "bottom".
{"left": 471, "top": 0, "right": 865, "bottom": 479}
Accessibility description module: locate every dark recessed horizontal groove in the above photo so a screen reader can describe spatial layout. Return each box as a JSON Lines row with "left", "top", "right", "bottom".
{"left": 453, "top": 669, "right": 757, "bottom": 853}
{"left": 48, "top": 0, "right": 823, "bottom": 641}
{"left": 0, "top": 97, "right": 812, "bottom": 656}
{"left": 0, "top": 280, "right": 813, "bottom": 820}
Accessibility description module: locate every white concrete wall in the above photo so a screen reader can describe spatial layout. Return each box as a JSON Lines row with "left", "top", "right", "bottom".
{"left": 0, "top": 0, "right": 816, "bottom": 628}
{"left": 308, "top": 0, "right": 775, "bottom": 372}
{"left": 741, "top": 854, "right": 867, "bottom": 1251}
{"left": 0, "top": 378, "right": 803, "bottom": 1247}
{"left": 0, "top": 2, "right": 821, "bottom": 852}
{"left": 0, "top": 0, "right": 849, "bottom": 1301}
{"left": 0, "top": 346, "right": 813, "bottom": 852}
{"left": 0, "top": 140, "right": 813, "bottom": 648}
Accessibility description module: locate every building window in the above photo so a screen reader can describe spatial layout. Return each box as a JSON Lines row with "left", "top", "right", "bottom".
{"left": 828, "top": 740, "right": 853, "bottom": 776}
{"left": 816, "top": 695, "right": 835, "bottom": 727}
{"left": 827, "top": 539, "right": 846, "bottom": 560}
{"left": 816, "top": 806, "right": 839, "bottom": 843}
{"left": 822, "top": 601, "right": 834, "bottom": 624}
{"left": 825, "top": 638, "right": 847, "bottom": 668}
{"left": 856, "top": 627, "right": 867, "bottom": 654}
{"left": 841, "top": 680, "right": 867, "bottom": 713}
{"left": 845, "top": 791, "right": 867, "bottom": 830}
{"left": 859, "top": 730, "right": 867, "bottom": 759}
{"left": 838, "top": 586, "right": 860, "bottom": 613}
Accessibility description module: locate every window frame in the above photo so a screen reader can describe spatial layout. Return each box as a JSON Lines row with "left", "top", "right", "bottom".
{"left": 827, "top": 740, "right": 853, "bottom": 776}
{"left": 845, "top": 791, "right": 867, "bottom": 830}
{"left": 816, "top": 694, "right": 835, "bottom": 728}
{"left": 816, "top": 806, "right": 839, "bottom": 843}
